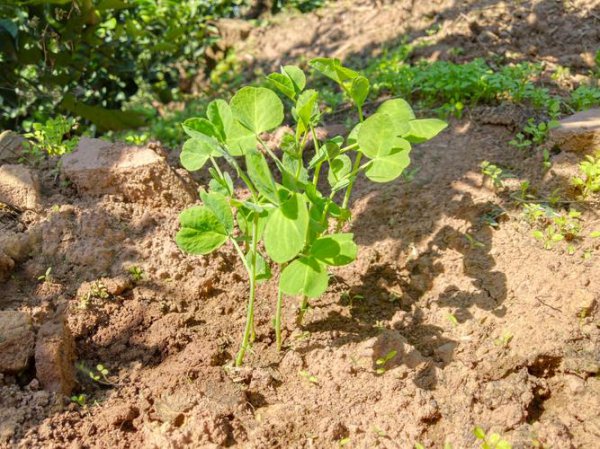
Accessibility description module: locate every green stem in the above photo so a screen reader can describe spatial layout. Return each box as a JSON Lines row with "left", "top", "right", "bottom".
{"left": 235, "top": 214, "right": 259, "bottom": 366}
{"left": 297, "top": 295, "right": 309, "bottom": 326}
{"left": 310, "top": 126, "right": 323, "bottom": 186}
{"left": 209, "top": 156, "right": 224, "bottom": 179}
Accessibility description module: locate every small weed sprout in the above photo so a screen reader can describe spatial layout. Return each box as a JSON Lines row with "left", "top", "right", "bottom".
{"left": 493, "top": 331, "right": 513, "bottom": 348}
{"left": 21, "top": 115, "right": 78, "bottom": 162}
{"left": 90, "top": 281, "right": 109, "bottom": 300}
{"left": 480, "top": 161, "right": 505, "bottom": 189}
{"left": 127, "top": 266, "right": 144, "bottom": 282}
{"left": 446, "top": 313, "right": 459, "bottom": 327}
{"left": 375, "top": 349, "right": 397, "bottom": 374}
{"left": 510, "top": 118, "right": 558, "bottom": 150}
{"left": 338, "top": 437, "right": 351, "bottom": 447}
{"left": 37, "top": 267, "right": 52, "bottom": 283}
{"left": 473, "top": 427, "right": 512, "bottom": 449}
{"left": 173, "top": 58, "right": 446, "bottom": 365}
{"left": 70, "top": 394, "right": 87, "bottom": 407}
{"left": 571, "top": 152, "right": 600, "bottom": 199}
{"left": 76, "top": 363, "right": 114, "bottom": 386}
{"left": 464, "top": 233, "right": 485, "bottom": 249}
{"left": 299, "top": 370, "right": 319, "bottom": 384}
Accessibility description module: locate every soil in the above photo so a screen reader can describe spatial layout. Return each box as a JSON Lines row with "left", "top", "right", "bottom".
{"left": 1, "top": 1, "right": 600, "bottom": 449}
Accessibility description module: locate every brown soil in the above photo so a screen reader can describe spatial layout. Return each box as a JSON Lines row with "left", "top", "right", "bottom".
{"left": 2, "top": 1, "right": 600, "bottom": 449}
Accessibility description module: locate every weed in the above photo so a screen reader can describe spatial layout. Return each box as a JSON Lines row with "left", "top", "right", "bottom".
{"left": 127, "top": 266, "right": 145, "bottom": 282}
{"left": 473, "top": 427, "right": 512, "bottom": 449}
{"left": 76, "top": 363, "right": 114, "bottom": 386}
{"left": 571, "top": 152, "right": 600, "bottom": 199}
{"left": 37, "top": 267, "right": 52, "bottom": 283}
{"left": 90, "top": 281, "right": 109, "bottom": 300}
{"left": 299, "top": 370, "right": 319, "bottom": 384}
{"left": 174, "top": 58, "right": 446, "bottom": 365}
{"left": 481, "top": 161, "right": 505, "bottom": 189}
{"left": 21, "top": 116, "right": 78, "bottom": 162}
{"left": 446, "top": 313, "right": 459, "bottom": 327}
{"left": 510, "top": 118, "right": 558, "bottom": 150}
{"left": 338, "top": 437, "right": 351, "bottom": 447}
{"left": 70, "top": 394, "right": 87, "bottom": 406}
{"left": 464, "top": 233, "right": 485, "bottom": 249}
{"left": 375, "top": 350, "right": 397, "bottom": 374}
{"left": 494, "top": 331, "right": 513, "bottom": 348}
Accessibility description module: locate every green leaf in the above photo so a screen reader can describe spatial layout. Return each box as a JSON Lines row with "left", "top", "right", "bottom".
{"left": 279, "top": 257, "right": 329, "bottom": 298}
{"left": 310, "top": 233, "right": 357, "bottom": 266}
{"left": 590, "top": 231, "right": 600, "bottom": 238}
{"left": 350, "top": 76, "right": 370, "bottom": 109}
{"left": 230, "top": 86, "right": 284, "bottom": 134}
{"left": 327, "top": 154, "right": 352, "bottom": 189}
{"left": 377, "top": 98, "right": 415, "bottom": 122}
{"left": 295, "top": 89, "right": 318, "bottom": 127}
{"left": 283, "top": 65, "right": 306, "bottom": 92}
{"left": 175, "top": 206, "right": 228, "bottom": 255}
{"left": 365, "top": 144, "right": 411, "bottom": 183}
{"left": 404, "top": 119, "right": 448, "bottom": 143}
{"left": 347, "top": 122, "right": 361, "bottom": 146}
{"left": 200, "top": 191, "right": 233, "bottom": 234}
{"left": 207, "top": 99, "right": 233, "bottom": 141}
{"left": 358, "top": 112, "right": 410, "bottom": 159}
{"left": 182, "top": 117, "right": 219, "bottom": 142}
{"left": 309, "top": 57, "right": 358, "bottom": 85}
{"left": 245, "top": 148, "right": 279, "bottom": 204}
{"left": 267, "top": 73, "right": 296, "bottom": 100}
{"left": 237, "top": 207, "right": 269, "bottom": 241}
{"left": 264, "top": 192, "right": 308, "bottom": 263}
{"left": 180, "top": 138, "right": 218, "bottom": 171}
{"left": 473, "top": 427, "right": 486, "bottom": 440}
{"left": 226, "top": 120, "right": 256, "bottom": 156}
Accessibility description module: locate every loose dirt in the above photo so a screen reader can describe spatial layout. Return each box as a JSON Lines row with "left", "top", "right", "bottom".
{"left": 1, "top": 1, "right": 599, "bottom": 448}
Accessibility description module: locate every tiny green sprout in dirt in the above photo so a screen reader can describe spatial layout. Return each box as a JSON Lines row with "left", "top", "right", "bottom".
{"left": 493, "top": 331, "right": 513, "bottom": 348}
{"left": 77, "top": 362, "right": 113, "bottom": 386}
{"left": 509, "top": 118, "right": 558, "bottom": 150}
{"left": 173, "top": 58, "right": 447, "bottom": 365}
{"left": 375, "top": 349, "right": 397, "bottom": 374}
{"left": 90, "top": 281, "right": 109, "bottom": 300}
{"left": 570, "top": 152, "right": 600, "bottom": 199}
{"left": 70, "top": 394, "right": 87, "bottom": 407}
{"left": 299, "top": 370, "right": 319, "bottom": 384}
{"left": 473, "top": 426, "right": 512, "bottom": 449}
{"left": 37, "top": 267, "right": 52, "bottom": 283}
{"left": 21, "top": 115, "right": 79, "bottom": 163}
{"left": 127, "top": 266, "right": 144, "bottom": 282}
{"left": 338, "top": 437, "right": 351, "bottom": 447}
{"left": 464, "top": 233, "right": 485, "bottom": 249}
{"left": 446, "top": 313, "right": 459, "bottom": 327}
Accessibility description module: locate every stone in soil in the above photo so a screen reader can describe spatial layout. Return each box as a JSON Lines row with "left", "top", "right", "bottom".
{"left": 549, "top": 108, "right": 600, "bottom": 153}
{"left": 35, "top": 308, "right": 76, "bottom": 395}
{"left": 0, "top": 164, "right": 41, "bottom": 210}
{"left": 61, "top": 138, "right": 197, "bottom": 207}
{"left": 0, "top": 311, "right": 35, "bottom": 374}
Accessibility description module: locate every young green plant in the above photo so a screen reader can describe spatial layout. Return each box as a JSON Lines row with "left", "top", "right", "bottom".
{"left": 174, "top": 58, "right": 447, "bottom": 365}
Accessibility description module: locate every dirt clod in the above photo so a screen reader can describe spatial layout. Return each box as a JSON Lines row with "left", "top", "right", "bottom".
{"left": 0, "top": 311, "right": 35, "bottom": 374}
{"left": 0, "top": 164, "right": 41, "bottom": 211}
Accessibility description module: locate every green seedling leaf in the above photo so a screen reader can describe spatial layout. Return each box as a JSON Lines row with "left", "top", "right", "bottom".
{"left": 357, "top": 112, "right": 409, "bottom": 159}
{"left": 264, "top": 192, "right": 308, "bottom": 263}
{"left": 377, "top": 98, "right": 414, "bottom": 135}
{"left": 350, "top": 76, "right": 370, "bottom": 108}
{"left": 176, "top": 206, "right": 228, "bottom": 255}
{"left": 267, "top": 73, "right": 296, "bottom": 100}
{"left": 237, "top": 207, "right": 269, "bottom": 241}
{"left": 282, "top": 65, "right": 306, "bottom": 92}
{"left": 309, "top": 57, "right": 358, "bottom": 85}
{"left": 182, "top": 117, "right": 219, "bottom": 143}
{"left": 280, "top": 257, "right": 329, "bottom": 298}
{"left": 226, "top": 120, "right": 256, "bottom": 156}
{"left": 365, "top": 145, "right": 411, "bottom": 183}
{"left": 327, "top": 154, "right": 352, "bottom": 189}
{"left": 347, "top": 122, "right": 361, "bottom": 146}
{"left": 200, "top": 190, "right": 233, "bottom": 234}
{"left": 295, "top": 89, "right": 319, "bottom": 128}
{"left": 206, "top": 99, "right": 233, "bottom": 141}
{"left": 404, "top": 118, "right": 448, "bottom": 143}
{"left": 310, "top": 233, "right": 357, "bottom": 266}
{"left": 245, "top": 148, "right": 279, "bottom": 204}
{"left": 230, "top": 86, "right": 284, "bottom": 134}
{"left": 180, "top": 138, "right": 218, "bottom": 171}
{"left": 473, "top": 427, "right": 486, "bottom": 440}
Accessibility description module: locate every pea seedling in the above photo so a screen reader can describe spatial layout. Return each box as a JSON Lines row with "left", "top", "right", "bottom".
{"left": 174, "top": 58, "right": 447, "bottom": 365}
{"left": 375, "top": 349, "right": 397, "bottom": 374}
{"left": 473, "top": 427, "right": 512, "bottom": 449}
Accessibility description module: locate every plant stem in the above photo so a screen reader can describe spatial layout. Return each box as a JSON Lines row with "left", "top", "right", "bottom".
{"left": 310, "top": 125, "right": 323, "bottom": 186}
{"left": 235, "top": 214, "right": 259, "bottom": 366}
{"left": 297, "top": 295, "right": 309, "bottom": 326}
